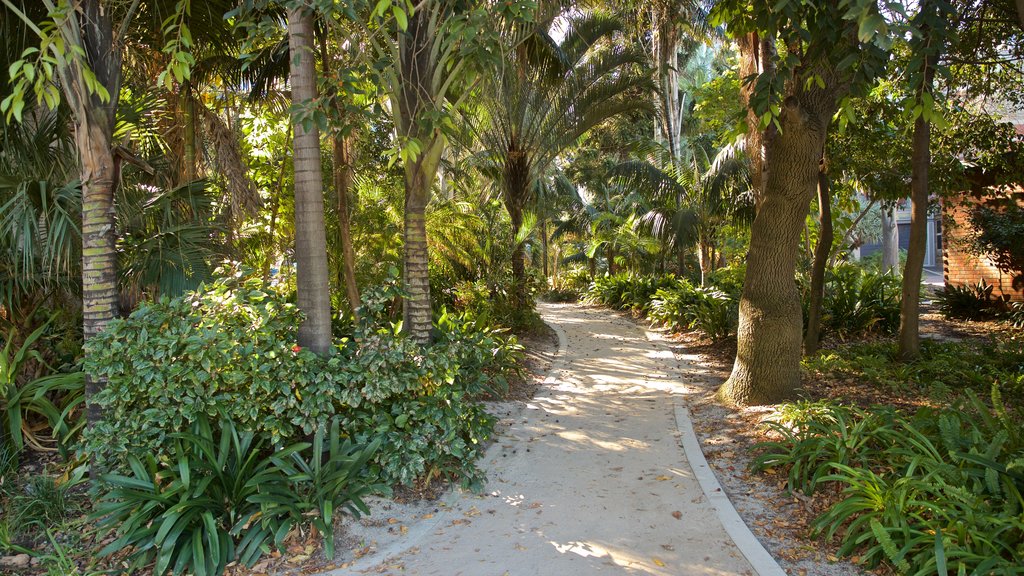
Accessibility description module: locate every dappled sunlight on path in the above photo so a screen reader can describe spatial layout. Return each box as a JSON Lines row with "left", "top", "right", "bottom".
{"left": 338, "top": 303, "right": 761, "bottom": 576}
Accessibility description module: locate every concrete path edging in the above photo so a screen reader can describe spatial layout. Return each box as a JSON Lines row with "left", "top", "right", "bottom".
{"left": 673, "top": 405, "right": 787, "bottom": 576}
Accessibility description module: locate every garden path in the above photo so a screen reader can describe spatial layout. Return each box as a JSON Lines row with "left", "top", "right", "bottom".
{"left": 332, "top": 303, "right": 783, "bottom": 576}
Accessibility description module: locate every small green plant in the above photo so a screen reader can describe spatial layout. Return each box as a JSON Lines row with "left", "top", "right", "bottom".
{"left": 935, "top": 279, "right": 1004, "bottom": 321}
{"left": 1, "top": 320, "right": 84, "bottom": 452}
{"left": 95, "top": 417, "right": 381, "bottom": 575}
{"left": 264, "top": 419, "right": 384, "bottom": 559}
{"left": 1006, "top": 301, "right": 1024, "bottom": 329}
{"left": 754, "top": 390, "right": 1024, "bottom": 574}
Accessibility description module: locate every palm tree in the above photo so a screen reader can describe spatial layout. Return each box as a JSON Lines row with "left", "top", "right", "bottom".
{"left": 287, "top": 6, "right": 332, "bottom": 355}
{"left": 471, "top": 13, "right": 654, "bottom": 297}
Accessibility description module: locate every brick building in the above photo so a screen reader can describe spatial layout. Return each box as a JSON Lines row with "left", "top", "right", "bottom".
{"left": 942, "top": 190, "right": 1024, "bottom": 301}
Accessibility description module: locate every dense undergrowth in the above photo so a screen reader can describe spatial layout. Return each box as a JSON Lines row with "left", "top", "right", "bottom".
{"left": 753, "top": 333, "right": 1024, "bottom": 575}
{"left": 576, "top": 263, "right": 902, "bottom": 342}
{"left": 1, "top": 271, "right": 526, "bottom": 574}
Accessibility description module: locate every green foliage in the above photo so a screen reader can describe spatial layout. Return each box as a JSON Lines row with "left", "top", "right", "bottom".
{"left": 434, "top": 308, "right": 525, "bottom": 399}
{"left": 935, "top": 279, "right": 1003, "bottom": 321}
{"left": 815, "top": 265, "right": 901, "bottom": 339}
{"left": 82, "top": 273, "right": 341, "bottom": 466}
{"left": 803, "top": 338, "right": 1024, "bottom": 400}
{"left": 84, "top": 271, "right": 517, "bottom": 490}
{"left": 1, "top": 319, "right": 83, "bottom": 452}
{"left": 584, "top": 273, "right": 683, "bottom": 315}
{"left": 755, "top": 392, "right": 1024, "bottom": 574}
{"left": 338, "top": 312, "right": 499, "bottom": 490}
{"left": 443, "top": 277, "right": 545, "bottom": 334}
{"left": 95, "top": 417, "right": 380, "bottom": 575}
{"left": 1009, "top": 302, "right": 1024, "bottom": 330}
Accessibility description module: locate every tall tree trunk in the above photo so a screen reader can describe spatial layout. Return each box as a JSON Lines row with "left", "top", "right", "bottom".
{"left": 880, "top": 205, "right": 900, "bottom": 273}
{"left": 509, "top": 202, "right": 526, "bottom": 285}
{"left": 804, "top": 159, "right": 833, "bottom": 355}
{"left": 288, "top": 7, "right": 332, "bottom": 355}
{"left": 403, "top": 176, "right": 432, "bottom": 344}
{"left": 718, "top": 95, "right": 834, "bottom": 406}
{"left": 541, "top": 218, "right": 549, "bottom": 280}
{"left": 589, "top": 256, "right": 596, "bottom": 280}
{"left": 181, "top": 81, "right": 197, "bottom": 182}
{"left": 317, "top": 26, "right": 360, "bottom": 319}
{"left": 80, "top": 124, "right": 118, "bottom": 428}
{"left": 71, "top": 0, "right": 121, "bottom": 430}
{"left": 333, "top": 132, "right": 361, "bottom": 319}
{"left": 607, "top": 244, "right": 617, "bottom": 275}
{"left": 899, "top": 101, "right": 933, "bottom": 361}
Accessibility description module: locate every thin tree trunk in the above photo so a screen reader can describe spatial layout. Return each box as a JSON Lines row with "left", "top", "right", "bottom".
{"left": 182, "top": 82, "right": 197, "bottom": 182}
{"left": 72, "top": 0, "right": 121, "bottom": 430}
{"left": 288, "top": 7, "right": 332, "bottom": 355}
{"left": 333, "top": 132, "right": 361, "bottom": 319}
{"left": 589, "top": 256, "right": 596, "bottom": 280}
{"left": 541, "top": 218, "right": 549, "bottom": 280}
{"left": 607, "top": 244, "right": 617, "bottom": 275}
{"left": 718, "top": 95, "right": 833, "bottom": 406}
{"left": 317, "top": 26, "right": 360, "bottom": 319}
{"left": 899, "top": 98, "right": 934, "bottom": 360}
{"left": 698, "top": 242, "right": 711, "bottom": 286}
{"left": 509, "top": 203, "right": 526, "bottom": 284}
{"left": 804, "top": 159, "right": 833, "bottom": 355}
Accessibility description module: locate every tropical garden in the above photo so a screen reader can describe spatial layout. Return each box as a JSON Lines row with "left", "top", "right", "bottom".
{"left": 0, "top": 0, "right": 1022, "bottom": 574}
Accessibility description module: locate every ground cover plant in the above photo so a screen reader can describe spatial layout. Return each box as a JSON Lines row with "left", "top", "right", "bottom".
{"left": 753, "top": 390, "right": 1024, "bottom": 575}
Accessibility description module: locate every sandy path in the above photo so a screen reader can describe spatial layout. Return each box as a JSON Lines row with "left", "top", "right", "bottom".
{"left": 342, "top": 303, "right": 768, "bottom": 575}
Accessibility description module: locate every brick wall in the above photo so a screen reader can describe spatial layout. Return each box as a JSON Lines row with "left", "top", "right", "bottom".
{"left": 942, "top": 196, "right": 1024, "bottom": 301}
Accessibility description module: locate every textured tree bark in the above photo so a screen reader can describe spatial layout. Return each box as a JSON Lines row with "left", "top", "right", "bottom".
{"left": 508, "top": 201, "right": 526, "bottom": 285}
{"left": 880, "top": 205, "right": 900, "bottom": 273}
{"left": 899, "top": 114, "right": 931, "bottom": 360}
{"left": 803, "top": 160, "right": 832, "bottom": 355}
{"left": 718, "top": 95, "right": 833, "bottom": 406}
{"left": 79, "top": 121, "right": 118, "bottom": 428}
{"left": 333, "top": 132, "right": 361, "bottom": 320}
{"left": 71, "top": 0, "right": 121, "bottom": 429}
{"left": 181, "top": 81, "right": 197, "bottom": 182}
{"left": 403, "top": 181, "right": 432, "bottom": 344}
{"left": 737, "top": 33, "right": 774, "bottom": 207}
{"left": 288, "top": 8, "right": 333, "bottom": 355}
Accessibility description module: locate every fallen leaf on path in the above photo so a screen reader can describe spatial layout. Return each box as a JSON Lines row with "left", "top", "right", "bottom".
{"left": 420, "top": 513, "right": 434, "bottom": 520}
{"left": 655, "top": 475, "right": 670, "bottom": 481}
{"left": 652, "top": 557, "right": 666, "bottom": 567}
{"left": 671, "top": 511, "right": 682, "bottom": 520}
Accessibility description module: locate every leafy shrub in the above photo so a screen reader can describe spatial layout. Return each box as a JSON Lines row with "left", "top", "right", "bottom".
{"left": 82, "top": 274, "right": 343, "bottom": 466}
{"left": 935, "top": 279, "right": 1004, "bottom": 320}
{"left": 754, "top": 392, "right": 1024, "bottom": 574}
{"left": 1009, "top": 302, "right": 1024, "bottom": 329}
{"left": 85, "top": 271, "right": 516, "bottom": 490}
{"left": 688, "top": 287, "right": 739, "bottom": 340}
{"left": 553, "top": 267, "right": 592, "bottom": 296}
{"left": 338, "top": 317, "right": 498, "bottom": 489}
{"left": 434, "top": 308, "right": 525, "bottom": 398}
{"left": 648, "top": 281, "right": 738, "bottom": 340}
{"left": 1, "top": 320, "right": 84, "bottom": 452}
{"left": 584, "top": 273, "right": 682, "bottom": 314}
{"left": 446, "top": 277, "right": 544, "bottom": 333}
{"left": 706, "top": 264, "right": 746, "bottom": 298}
{"left": 648, "top": 280, "right": 700, "bottom": 328}
{"left": 814, "top": 265, "right": 901, "bottom": 339}
{"left": 95, "top": 418, "right": 380, "bottom": 575}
